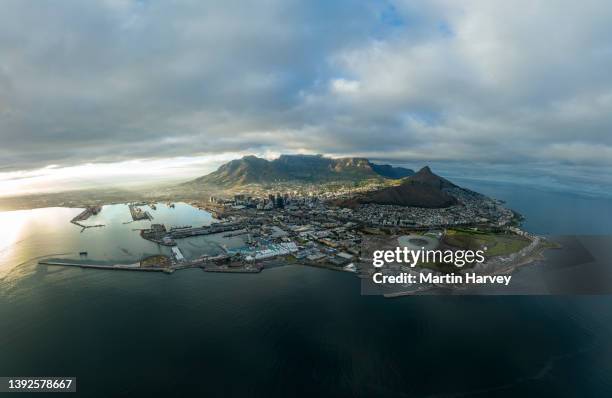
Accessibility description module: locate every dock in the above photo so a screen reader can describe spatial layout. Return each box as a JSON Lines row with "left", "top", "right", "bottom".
{"left": 70, "top": 205, "right": 104, "bottom": 229}
{"left": 38, "top": 258, "right": 265, "bottom": 275}
{"left": 129, "top": 204, "right": 153, "bottom": 221}
{"left": 202, "top": 262, "right": 263, "bottom": 273}
{"left": 167, "top": 222, "right": 244, "bottom": 239}
{"left": 139, "top": 222, "right": 245, "bottom": 246}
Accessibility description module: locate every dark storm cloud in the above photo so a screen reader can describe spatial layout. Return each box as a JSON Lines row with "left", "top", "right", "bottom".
{"left": 1, "top": 0, "right": 612, "bottom": 172}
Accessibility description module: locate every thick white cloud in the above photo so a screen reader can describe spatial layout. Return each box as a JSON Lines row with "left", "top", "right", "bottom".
{"left": 309, "top": 0, "right": 612, "bottom": 166}
{"left": 1, "top": 0, "right": 612, "bottom": 181}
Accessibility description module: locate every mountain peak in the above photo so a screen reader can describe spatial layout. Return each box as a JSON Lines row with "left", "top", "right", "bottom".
{"left": 406, "top": 165, "right": 456, "bottom": 189}
{"left": 340, "top": 165, "right": 462, "bottom": 208}
{"left": 242, "top": 155, "right": 260, "bottom": 160}
{"left": 417, "top": 166, "right": 433, "bottom": 174}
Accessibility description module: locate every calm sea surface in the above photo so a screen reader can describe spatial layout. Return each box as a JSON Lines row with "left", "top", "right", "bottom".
{"left": 1, "top": 188, "right": 612, "bottom": 397}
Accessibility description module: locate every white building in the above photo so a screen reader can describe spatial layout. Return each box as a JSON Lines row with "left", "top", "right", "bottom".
{"left": 171, "top": 246, "right": 185, "bottom": 262}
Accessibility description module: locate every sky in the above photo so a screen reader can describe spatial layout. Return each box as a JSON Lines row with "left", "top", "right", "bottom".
{"left": 1, "top": 0, "right": 612, "bottom": 196}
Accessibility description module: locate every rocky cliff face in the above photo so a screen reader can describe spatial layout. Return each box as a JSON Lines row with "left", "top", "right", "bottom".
{"left": 186, "top": 154, "right": 414, "bottom": 187}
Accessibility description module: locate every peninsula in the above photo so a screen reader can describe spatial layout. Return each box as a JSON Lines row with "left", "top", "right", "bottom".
{"left": 35, "top": 154, "right": 554, "bottom": 296}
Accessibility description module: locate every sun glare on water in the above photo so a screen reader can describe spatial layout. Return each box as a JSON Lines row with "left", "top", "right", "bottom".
{"left": 0, "top": 210, "right": 30, "bottom": 278}
{"left": 0, "top": 211, "right": 28, "bottom": 252}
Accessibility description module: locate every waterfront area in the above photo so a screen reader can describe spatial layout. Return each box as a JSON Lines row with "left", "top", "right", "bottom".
{"left": 27, "top": 185, "right": 549, "bottom": 293}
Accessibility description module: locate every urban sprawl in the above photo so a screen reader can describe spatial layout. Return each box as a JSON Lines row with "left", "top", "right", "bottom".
{"left": 42, "top": 186, "right": 551, "bottom": 296}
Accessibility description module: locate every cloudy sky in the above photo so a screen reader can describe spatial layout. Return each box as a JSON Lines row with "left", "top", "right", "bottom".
{"left": 1, "top": 0, "right": 612, "bottom": 195}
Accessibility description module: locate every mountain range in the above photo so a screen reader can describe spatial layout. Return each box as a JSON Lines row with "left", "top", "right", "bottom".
{"left": 184, "top": 154, "right": 479, "bottom": 209}
{"left": 186, "top": 154, "right": 414, "bottom": 187}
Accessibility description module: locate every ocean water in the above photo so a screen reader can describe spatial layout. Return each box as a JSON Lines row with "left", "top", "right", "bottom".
{"left": 1, "top": 191, "right": 612, "bottom": 397}
{"left": 452, "top": 178, "right": 612, "bottom": 235}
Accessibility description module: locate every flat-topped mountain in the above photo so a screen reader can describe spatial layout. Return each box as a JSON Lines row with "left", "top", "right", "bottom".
{"left": 186, "top": 154, "right": 414, "bottom": 187}
{"left": 339, "top": 166, "right": 475, "bottom": 208}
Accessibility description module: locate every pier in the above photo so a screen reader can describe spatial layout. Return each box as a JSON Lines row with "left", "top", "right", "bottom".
{"left": 39, "top": 256, "right": 264, "bottom": 274}
{"left": 70, "top": 205, "right": 104, "bottom": 229}
{"left": 39, "top": 260, "right": 167, "bottom": 272}
{"left": 167, "top": 222, "right": 244, "bottom": 239}
{"left": 140, "top": 222, "right": 245, "bottom": 246}
{"left": 129, "top": 204, "right": 153, "bottom": 221}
